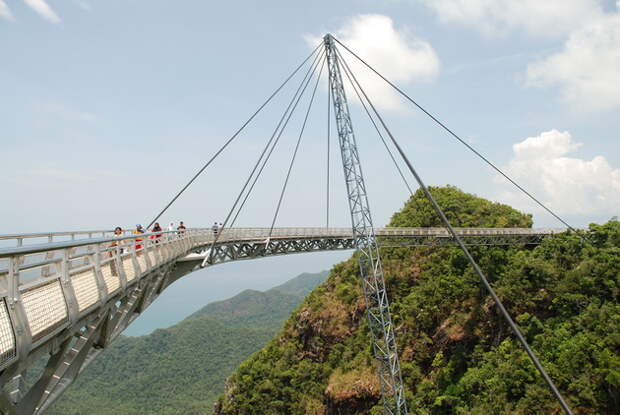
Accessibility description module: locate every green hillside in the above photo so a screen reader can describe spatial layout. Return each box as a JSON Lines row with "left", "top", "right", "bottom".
{"left": 215, "top": 186, "right": 620, "bottom": 414}
{"left": 47, "top": 270, "right": 328, "bottom": 415}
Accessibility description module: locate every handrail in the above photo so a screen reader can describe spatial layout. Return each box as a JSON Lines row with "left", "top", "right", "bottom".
{"left": 0, "top": 230, "right": 113, "bottom": 240}
{"left": 0, "top": 230, "right": 187, "bottom": 258}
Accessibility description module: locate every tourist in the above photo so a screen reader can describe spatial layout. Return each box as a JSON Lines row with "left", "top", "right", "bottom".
{"left": 152, "top": 222, "right": 163, "bottom": 243}
{"left": 133, "top": 224, "right": 145, "bottom": 252}
{"left": 109, "top": 226, "right": 124, "bottom": 255}
{"left": 109, "top": 226, "right": 123, "bottom": 275}
{"left": 177, "top": 221, "right": 186, "bottom": 235}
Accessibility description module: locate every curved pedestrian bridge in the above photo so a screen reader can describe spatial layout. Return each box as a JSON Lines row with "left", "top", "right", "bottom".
{"left": 0, "top": 226, "right": 564, "bottom": 414}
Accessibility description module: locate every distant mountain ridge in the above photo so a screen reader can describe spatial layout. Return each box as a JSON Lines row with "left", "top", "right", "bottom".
{"left": 47, "top": 270, "right": 328, "bottom": 415}
{"left": 186, "top": 271, "right": 328, "bottom": 330}
{"left": 270, "top": 271, "right": 329, "bottom": 296}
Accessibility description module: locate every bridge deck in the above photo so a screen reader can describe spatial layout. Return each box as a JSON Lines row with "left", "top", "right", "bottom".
{"left": 0, "top": 226, "right": 561, "bottom": 250}
{"left": 0, "top": 227, "right": 567, "bottom": 413}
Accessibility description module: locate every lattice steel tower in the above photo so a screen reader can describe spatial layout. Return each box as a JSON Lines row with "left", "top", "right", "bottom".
{"left": 324, "top": 34, "right": 408, "bottom": 415}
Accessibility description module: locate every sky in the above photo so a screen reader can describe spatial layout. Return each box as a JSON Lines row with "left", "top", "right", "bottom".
{"left": 1, "top": 0, "right": 619, "bottom": 334}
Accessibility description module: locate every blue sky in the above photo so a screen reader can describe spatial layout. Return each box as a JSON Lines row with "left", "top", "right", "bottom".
{"left": 2, "top": 0, "right": 619, "bottom": 334}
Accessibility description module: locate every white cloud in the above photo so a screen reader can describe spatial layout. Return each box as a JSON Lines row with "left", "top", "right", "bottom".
{"left": 23, "top": 0, "right": 61, "bottom": 23}
{"left": 417, "top": 0, "right": 620, "bottom": 112}
{"left": 526, "top": 11, "right": 620, "bottom": 112}
{"left": 418, "top": 0, "right": 603, "bottom": 37}
{"left": 0, "top": 0, "right": 13, "bottom": 20}
{"left": 307, "top": 14, "right": 440, "bottom": 112}
{"left": 497, "top": 130, "right": 620, "bottom": 216}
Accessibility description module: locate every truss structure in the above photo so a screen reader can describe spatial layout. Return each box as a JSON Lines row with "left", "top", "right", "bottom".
{"left": 0, "top": 263, "right": 177, "bottom": 415}
{"left": 324, "top": 34, "right": 408, "bottom": 414}
{"left": 191, "top": 231, "right": 551, "bottom": 267}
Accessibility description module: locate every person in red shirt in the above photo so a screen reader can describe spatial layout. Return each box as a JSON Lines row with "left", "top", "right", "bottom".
{"left": 151, "top": 223, "right": 163, "bottom": 243}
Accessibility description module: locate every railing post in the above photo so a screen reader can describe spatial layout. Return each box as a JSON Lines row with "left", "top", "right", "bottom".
{"left": 115, "top": 243, "right": 127, "bottom": 292}
{"left": 186, "top": 230, "right": 195, "bottom": 251}
{"left": 153, "top": 238, "right": 163, "bottom": 266}
{"left": 41, "top": 235, "right": 55, "bottom": 278}
{"left": 7, "top": 258, "right": 18, "bottom": 307}
{"left": 143, "top": 239, "right": 153, "bottom": 271}
{"left": 169, "top": 234, "right": 179, "bottom": 258}
{"left": 59, "top": 249, "right": 79, "bottom": 325}
{"left": 128, "top": 240, "right": 141, "bottom": 279}
{"left": 7, "top": 256, "right": 32, "bottom": 365}
{"left": 160, "top": 236, "right": 169, "bottom": 263}
{"left": 92, "top": 243, "right": 109, "bottom": 306}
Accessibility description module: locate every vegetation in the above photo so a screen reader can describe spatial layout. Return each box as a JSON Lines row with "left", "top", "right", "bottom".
{"left": 46, "top": 271, "right": 328, "bottom": 415}
{"left": 215, "top": 186, "right": 619, "bottom": 414}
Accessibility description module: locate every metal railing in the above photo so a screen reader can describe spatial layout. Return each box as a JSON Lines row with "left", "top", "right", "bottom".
{"left": 0, "top": 226, "right": 565, "bottom": 250}
{"left": 0, "top": 229, "right": 208, "bottom": 370}
{"left": 0, "top": 227, "right": 566, "bottom": 281}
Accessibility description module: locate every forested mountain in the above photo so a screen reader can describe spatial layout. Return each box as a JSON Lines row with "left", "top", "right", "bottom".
{"left": 187, "top": 272, "right": 328, "bottom": 330}
{"left": 215, "top": 186, "right": 620, "bottom": 414}
{"left": 47, "top": 271, "right": 328, "bottom": 415}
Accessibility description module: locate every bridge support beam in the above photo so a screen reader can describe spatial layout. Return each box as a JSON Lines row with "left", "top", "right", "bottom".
{"left": 0, "top": 311, "right": 108, "bottom": 415}
{"left": 324, "top": 34, "right": 408, "bottom": 415}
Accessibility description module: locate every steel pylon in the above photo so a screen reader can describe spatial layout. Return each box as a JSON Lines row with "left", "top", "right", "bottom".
{"left": 324, "top": 34, "right": 408, "bottom": 415}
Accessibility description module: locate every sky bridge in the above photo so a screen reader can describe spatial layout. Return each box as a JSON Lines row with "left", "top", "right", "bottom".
{"left": 0, "top": 226, "right": 564, "bottom": 414}
{"left": 0, "top": 32, "right": 584, "bottom": 415}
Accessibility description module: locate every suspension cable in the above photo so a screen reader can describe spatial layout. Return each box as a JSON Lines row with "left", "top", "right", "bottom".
{"left": 216, "top": 49, "right": 324, "bottom": 233}
{"left": 145, "top": 42, "right": 322, "bottom": 229}
{"left": 229, "top": 50, "right": 326, "bottom": 227}
{"left": 205, "top": 51, "right": 325, "bottom": 261}
{"left": 336, "top": 48, "right": 574, "bottom": 415}
{"left": 269, "top": 56, "right": 326, "bottom": 235}
{"left": 332, "top": 36, "right": 579, "bottom": 234}
{"left": 337, "top": 50, "right": 414, "bottom": 196}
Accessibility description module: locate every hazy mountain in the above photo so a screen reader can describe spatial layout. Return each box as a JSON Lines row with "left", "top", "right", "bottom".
{"left": 47, "top": 270, "right": 328, "bottom": 415}
{"left": 186, "top": 271, "right": 328, "bottom": 329}
{"left": 270, "top": 271, "right": 329, "bottom": 296}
